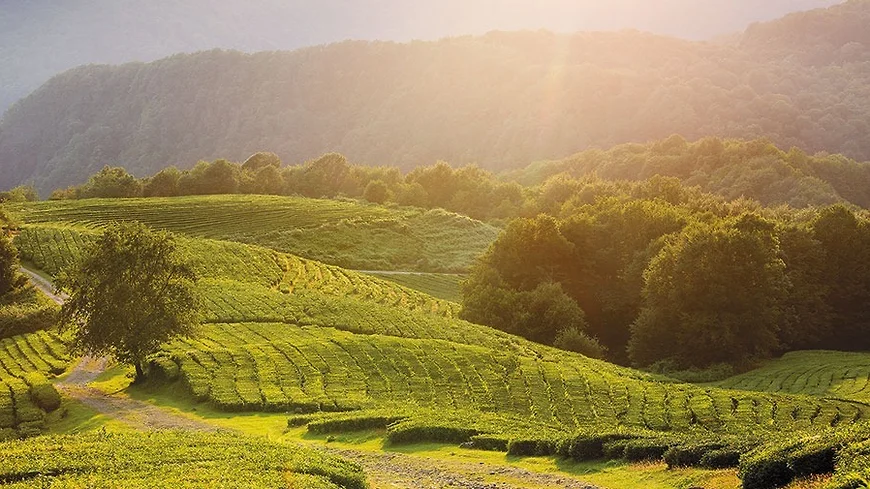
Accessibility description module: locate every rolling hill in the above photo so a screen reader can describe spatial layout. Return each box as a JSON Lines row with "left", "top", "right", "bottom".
{"left": 0, "top": 0, "right": 841, "bottom": 114}
{"left": 3, "top": 2, "right": 870, "bottom": 194}
{"left": 7, "top": 195, "right": 498, "bottom": 273}
{"left": 8, "top": 195, "right": 870, "bottom": 488}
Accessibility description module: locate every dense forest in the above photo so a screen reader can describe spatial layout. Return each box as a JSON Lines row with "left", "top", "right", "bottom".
{"left": 514, "top": 136, "right": 870, "bottom": 209}
{"left": 1, "top": 1, "right": 868, "bottom": 194}
{"left": 461, "top": 178, "right": 870, "bottom": 369}
{"left": 0, "top": 0, "right": 840, "bottom": 113}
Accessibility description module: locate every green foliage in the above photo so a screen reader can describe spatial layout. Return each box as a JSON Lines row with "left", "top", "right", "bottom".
{"left": 629, "top": 214, "right": 788, "bottom": 368}
{"left": 0, "top": 330, "right": 70, "bottom": 438}
{"left": 738, "top": 424, "right": 870, "bottom": 489}
{"left": 79, "top": 166, "right": 142, "bottom": 198}
{"left": 0, "top": 286, "right": 59, "bottom": 339}
{"left": 57, "top": 222, "right": 200, "bottom": 378}
{"left": 0, "top": 431, "right": 367, "bottom": 489}
{"left": 516, "top": 137, "right": 870, "bottom": 209}
{"left": 363, "top": 179, "right": 389, "bottom": 204}
{"left": 553, "top": 326, "right": 606, "bottom": 359}
{"left": 0, "top": 186, "right": 38, "bottom": 203}
{"left": 142, "top": 166, "right": 181, "bottom": 197}
{"left": 462, "top": 276, "right": 592, "bottom": 346}
{"left": 241, "top": 151, "right": 281, "bottom": 172}
{"left": 178, "top": 159, "right": 240, "bottom": 195}
{"left": 0, "top": 231, "right": 21, "bottom": 296}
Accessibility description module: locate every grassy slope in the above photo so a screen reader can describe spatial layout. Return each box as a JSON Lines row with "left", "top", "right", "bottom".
{"left": 12, "top": 195, "right": 870, "bottom": 487}
{"left": 11, "top": 198, "right": 866, "bottom": 438}
{"left": 7, "top": 195, "right": 500, "bottom": 272}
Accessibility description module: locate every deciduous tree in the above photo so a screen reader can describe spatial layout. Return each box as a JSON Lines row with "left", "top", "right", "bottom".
{"left": 58, "top": 222, "right": 200, "bottom": 380}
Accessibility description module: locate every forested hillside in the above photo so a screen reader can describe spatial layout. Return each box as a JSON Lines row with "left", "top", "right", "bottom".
{"left": 2, "top": 1, "right": 868, "bottom": 194}
{"left": 0, "top": 0, "right": 840, "bottom": 114}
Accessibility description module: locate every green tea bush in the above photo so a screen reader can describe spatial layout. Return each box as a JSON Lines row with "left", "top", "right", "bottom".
{"left": 23, "top": 372, "right": 61, "bottom": 412}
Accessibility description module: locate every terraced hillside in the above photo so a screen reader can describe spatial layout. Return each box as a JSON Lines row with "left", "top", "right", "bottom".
{"left": 0, "top": 431, "right": 366, "bottom": 489}
{"left": 12, "top": 221, "right": 865, "bottom": 434}
{"left": 14, "top": 226, "right": 460, "bottom": 320}
{"left": 715, "top": 350, "right": 870, "bottom": 403}
{"left": 8, "top": 195, "right": 500, "bottom": 272}
{"left": 0, "top": 330, "right": 68, "bottom": 439}
{"left": 364, "top": 272, "right": 463, "bottom": 303}
{"left": 12, "top": 197, "right": 870, "bottom": 487}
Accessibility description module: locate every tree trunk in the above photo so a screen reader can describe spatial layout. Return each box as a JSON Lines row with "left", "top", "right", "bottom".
{"left": 134, "top": 361, "right": 145, "bottom": 382}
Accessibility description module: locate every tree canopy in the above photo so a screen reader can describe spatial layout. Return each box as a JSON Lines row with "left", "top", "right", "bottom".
{"left": 57, "top": 222, "right": 200, "bottom": 379}
{"left": 460, "top": 176, "right": 870, "bottom": 368}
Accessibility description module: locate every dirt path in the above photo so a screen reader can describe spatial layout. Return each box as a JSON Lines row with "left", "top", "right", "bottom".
{"left": 24, "top": 269, "right": 598, "bottom": 488}
{"left": 326, "top": 448, "right": 597, "bottom": 489}
{"left": 56, "top": 356, "right": 222, "bottom": 432}
{"left": 19, "top": 266, "right": 66, "bottom": 304}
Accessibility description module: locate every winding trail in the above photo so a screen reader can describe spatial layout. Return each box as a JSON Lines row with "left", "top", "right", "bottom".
{"left": 23, "top": 267, "right": 597, "bottom": 489}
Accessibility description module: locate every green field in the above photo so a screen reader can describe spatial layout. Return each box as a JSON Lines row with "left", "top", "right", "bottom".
{"left": 0, "top": 431, "right": 366, "bottom": 489}
{"left": 8, "top": 195, "right": 500, "bottom": 272}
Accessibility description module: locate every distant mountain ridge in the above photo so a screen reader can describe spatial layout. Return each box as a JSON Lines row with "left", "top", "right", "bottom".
{"left": 2, "top": 1, "right": 868, "bottom": 194}
{"left": 0, "top": 0, "right": 842, "bottom": 113}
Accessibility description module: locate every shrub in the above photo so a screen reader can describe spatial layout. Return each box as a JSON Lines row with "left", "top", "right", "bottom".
{"left": 386, "top": 419, "right": 480, "bottom": 445}
{"left": 466, "top": 435, "right": 509, "bottom": 452}
{"left": 560, "top": 430, "right": 644, "bottom": 461}
{"left": 739, "top": 455, "right": 793, "bottom": 489}
{"left": 699, "top": 448, "right": 741, "bottom": 468}
{"left": 623, "top": 438, "right": 677, "bottom": 462}
{"left": 507, "top": 437, "right": 559, "bottom": 457}
{"left": 308, "top": 414, "right": 407, "bottom": 434}
{"left": 24, "top": 373, "right": 61, "bottom": 412}
{"left": 664, "top": 442, "right": 726, "bottom": 468}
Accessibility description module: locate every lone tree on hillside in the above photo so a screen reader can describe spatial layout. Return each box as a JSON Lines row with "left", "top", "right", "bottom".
{"left": 58, "top": 222, "right": 200, "bottom": 380}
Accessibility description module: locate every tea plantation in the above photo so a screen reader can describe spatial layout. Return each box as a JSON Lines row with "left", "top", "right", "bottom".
{"left": 9, "top": 195, "right": 870, "bottom": 488}
{"left": 0, "top": 330, "right": 68, "bottom": 439}
{"left": 715, "top": 350, "right": 870, "bottom": 403}
{"left": 7, "top": 195, "right": 499, "bottom": 272}
{"left": 0, "top": 431, "right": 366, "bottom": 489}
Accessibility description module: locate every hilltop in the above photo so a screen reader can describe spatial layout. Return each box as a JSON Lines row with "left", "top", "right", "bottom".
{"left": 0, "top": 0, "right": 841, "bottom": 114}
{"left": 3, "top": 1, "right": 870, "bottom": 193}
{"left": 7, "top": 195, "right": 498, "bottom": 272}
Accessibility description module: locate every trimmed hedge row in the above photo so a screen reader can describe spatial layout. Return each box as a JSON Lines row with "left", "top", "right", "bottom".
{"left": 739, "top": 422, "right": 870, "bottom": 489}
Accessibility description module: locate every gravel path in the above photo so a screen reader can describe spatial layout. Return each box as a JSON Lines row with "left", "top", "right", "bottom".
{"left": 326, "top": 448, "right": 598, "bottom": 489}
{"left": 19, "top": 266, "right": 66, "bottom": 304}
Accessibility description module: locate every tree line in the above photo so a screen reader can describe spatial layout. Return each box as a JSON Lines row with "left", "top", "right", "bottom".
{"left": 42, "top": 136, "right": 870, "bottom": 223}
{"left": 46, "top": 152, "right": 528, "bottom": 221}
